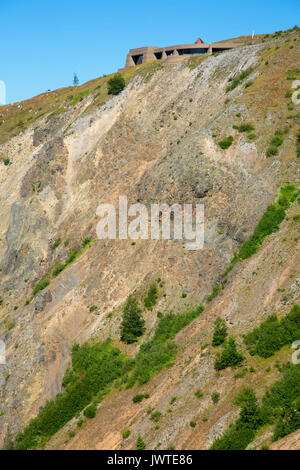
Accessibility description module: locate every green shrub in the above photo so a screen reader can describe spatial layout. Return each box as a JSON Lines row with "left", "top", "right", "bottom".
{"left": 218, "top": 136, "right": 233, "bottom": 149}
{"left": 270, "top": 135, "right": 283, "bottom": 147}
{"left": 132, "top": 393, "right": 149, "bottom": 403}
{"left": 244, "top": 304, "right": 300, "bottom": 358}
{"left": 231, "top": 185, "right": 298, "bottom": 263}
{"left": 261, "top": 364, "right": 300, "bottom": 441}
{"left": 33, "top": 278, "right": 50, "bottom": 296}
{"left": 13, "top": 340, "right": 129, "bottom": 449}
{"left": 65, "top": 248, "right": 80, "bottom": 265}
{"left": 190, "top": 421, "right": 196, "bottom": 428}
{"left": 226, "top": 68, "right": 253, "bottom": 92}
{"left": 107, "top": 74, "right": 125, "bottom": 95}
{"left": 266, "top": 146, "right": 278, "bottom": 157}
{"left": 144, "top": 283, "right": 158, "bottom": 309}
{"left": 286, "top": 69, "right": 300, "bottom": 80}
{"left": 214, "top": 337, "right": 244, "bottom": 370}
{"left": 150, "top": 411, "right": 161, "bottom": 422}
{"left": 13, "top": 305, "right": 205, "bottom": 449}
{"left": 211, "top": 392, "right": 220, "bottom": 404}
{"left": 52, "top": 238, "right": 61, "bottom": 250}
{"left": 82, "top": 237, "right": 92, "bottom": 247}
{"left": 126, "top": 305, "right": 204, "bottom": 387}
{"left": 212, "top": 317, "right": 228, "bottom": 346}
{"left": 120, "top": 295, "right": 145, "bottom": 344}
{"left": 83, "top": 404, "right": 97, "bottom": 419}
{"left": 211, "top": 388, "right": 263, "bottom": 449}
{"left": 122, "top": 429, "right": 131, "bottom": 439}
{"left": 52, "top": 262, "right": 65, "bottom": 277}
{"left": 136, "top": 433, "right": 146, "bottom": 450}
{"left": 266, "top": 129, "right": 287, "bottom": 157}
{"left": 207, "top": 284, "right": 222, "bottom": 302}
{"left": 237, "top": 123, "right": 254, "bottom": 132}
{"left": 195, "top": 390, "right": 203, "bottom": 399}
{"left": 234, "top": 387, "right": 256, "bottom": 406}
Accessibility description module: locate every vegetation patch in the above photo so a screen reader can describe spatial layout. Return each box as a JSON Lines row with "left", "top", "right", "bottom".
{"left": 218, "top": 136, "right": 233, "bottom": 150}
{"left": 211, "top": 363, "right": 300, "bottom": 449}
{"left": 126, "top": 305, "right": 204, "bottom": 387}
{"left": 120, "top": 295, "right": 145, "bottom": 344}
{"left": 107, "top": 74, "right": 126, "bottom": 95}
{"left": 229, "top": 185, "right": 299, "bottom": 265}
{"left": 136, "top": 433, "right": 146, "bottom": 450}
{"left": 244, "top": 304, "right": 300, "bottom": 358}
{"left": 214, "top": 337, "right": 244, "bottom": 370}
{"left": 236, "top": 123, "right": 254, "bottom": 133}
{"left": 266, "top": 128, "right": 288, "bottom": 157}
{"left": 12, "top": 340, "right": 130, "bottom": 449}
{"left": 212, "top": 317, "right": 228, "bottom": 346}
{"left": 144, "top": 282, "right": 158, "bottom": 310}
{"left": 210, "top": 388, "right": 263, "bottom": 449}
{"left": 12, "top": 299, "right": 204, "bottom": 449}
{"left": 226, "top": 67, "right": 253, "bottom": 92}
{"left": 286, "top": 69, "right": 300, "bottom": 80}
{"left": 207, "top": 284, "right": 222, "bottom": 302}
{"left": 27, "top": 238, "right": 93, "bottom": 303}
{"left": 132, "top": 393, "right": 149, "bottom": 403}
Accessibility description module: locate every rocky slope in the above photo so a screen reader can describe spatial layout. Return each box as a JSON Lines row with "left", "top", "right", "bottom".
{"left": 0, "top": 29, "right": 300, "bottom": 450}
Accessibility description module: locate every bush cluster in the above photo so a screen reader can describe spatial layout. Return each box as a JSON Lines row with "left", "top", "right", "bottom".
{"left": 244, "top": 304, "right": 300, "bottom": 358}
{"left": 12, "top": 303, "right": 205, "bottom": 449}
{"left": 231, "top": 185, "right": 298, "bottom": 263}
{"left": 13, "top": 340, "right": 130, "bottom": 449}
{"left": 107, "top": 74, "right": 125, "bottom": 95}
{"left": 214, "top": 337, "right": 244, "bottom": 370}
{"left": 211, "top": 363, "right": 300, "bottom": 449}
{"left": 266, "top": 128, "right": 288, "bottom": 157}
{"left": 226, "top": 68, "right": 253, "bottom": 92}
{"left": 144, "top": 283, "right": 158, "bottom": 310}
{"left": 126, "top": 305, "right": 204, "bottom": 387}
{"left": 218, "top": 136, "right": 233, "bottom": 149}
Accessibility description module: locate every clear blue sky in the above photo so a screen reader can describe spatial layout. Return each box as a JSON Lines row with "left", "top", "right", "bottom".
{"left": 1, "top": 0, "right": 299, "bottom": 104}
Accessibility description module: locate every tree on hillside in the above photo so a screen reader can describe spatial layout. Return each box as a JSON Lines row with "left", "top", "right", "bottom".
{"left": 107, "top": 73, "right": 125, "bottom": 95}
{"left": 212, "top": 317, "right": 228, "bottom": 346}
{"left": 120, "top": 295, "right": 145, "bottom": 344}
{"left": 73, "top": 72, "right": 79, "bottom": 86}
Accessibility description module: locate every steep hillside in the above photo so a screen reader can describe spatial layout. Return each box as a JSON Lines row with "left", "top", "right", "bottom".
{"left": 0, "top": 28, "right": 300, "bottom": 450}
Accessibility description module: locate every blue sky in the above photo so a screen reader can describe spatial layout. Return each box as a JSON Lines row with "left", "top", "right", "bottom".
{"left": 1, "top": 0, "right": 299, "bottom": 103}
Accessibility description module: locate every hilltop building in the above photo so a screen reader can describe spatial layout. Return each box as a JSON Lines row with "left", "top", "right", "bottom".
{"left": 124, "top": 37, "right": 239, "bottom": 68}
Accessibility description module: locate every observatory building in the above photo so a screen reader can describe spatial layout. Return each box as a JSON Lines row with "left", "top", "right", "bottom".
{"left": 124, "top": 37, "right": 238, "bottom": 68}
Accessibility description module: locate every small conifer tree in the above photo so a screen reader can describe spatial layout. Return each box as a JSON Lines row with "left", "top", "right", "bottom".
{"left": 212, "top": 317, "right": 228, "bottom": 346}
{"left": 120, "top": 295, "right": 145, "bottom": 344}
